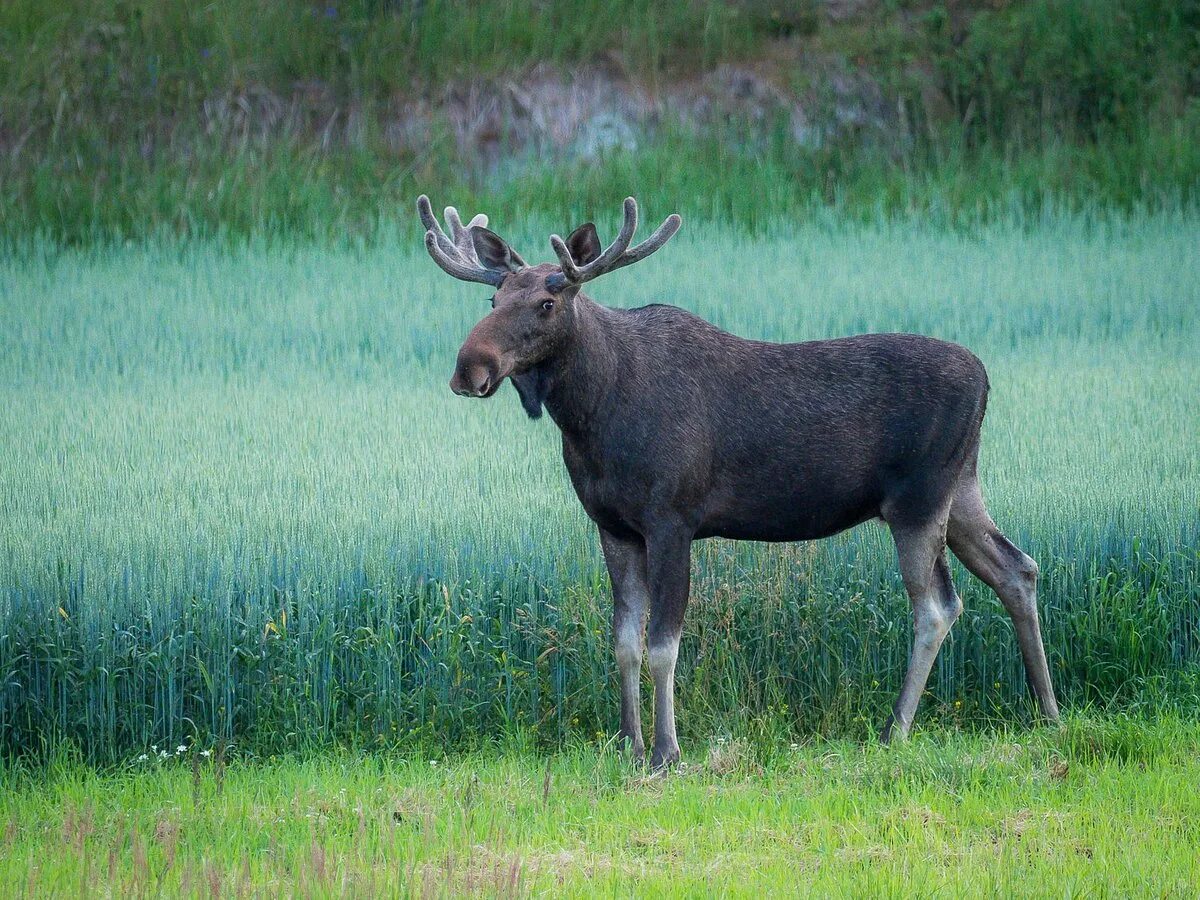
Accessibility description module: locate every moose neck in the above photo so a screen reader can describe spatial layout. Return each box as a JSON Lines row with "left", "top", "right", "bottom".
{"left": 539, "top": 294, "right": 621, "bottom": 438}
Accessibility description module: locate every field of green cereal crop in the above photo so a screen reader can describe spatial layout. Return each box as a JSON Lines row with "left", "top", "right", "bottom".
{"left": 2, "top": 209, "right": 1197, "bottom": 763}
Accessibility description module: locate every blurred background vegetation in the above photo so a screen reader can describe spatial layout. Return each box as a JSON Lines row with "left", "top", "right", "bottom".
{"left": 1, "top": 0, "right": 1198, "bottom": 244}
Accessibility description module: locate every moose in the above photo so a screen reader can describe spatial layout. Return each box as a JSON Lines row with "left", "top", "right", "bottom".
{"left": 417, "top": 194, "right": 1060, "bottom": 769}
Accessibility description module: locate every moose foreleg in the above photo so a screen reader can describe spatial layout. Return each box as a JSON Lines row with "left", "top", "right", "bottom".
{"left": 599, "top": 528, "right": 649, "bottom": 760}
{"left": 644, "top": 528, "right": 693, "bottom": 770}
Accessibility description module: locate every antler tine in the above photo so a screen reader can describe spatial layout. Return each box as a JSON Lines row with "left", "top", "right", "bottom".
{"left": 417, "top": 194, "right": 442, "bottom": 235}
{"left": 573, "top": 197, "right": 638, "bottom": 282}
{"left": 419, "top": 195, "right": 466, "bottom": 261}
{"left": 549, "top": 233, "right": 583, "bottom": 281}
{"left": 430, "top": 229, "right": 464, "bottom": 261}
{"left": 423, "top": 231, "right": 504, "bottom": 286}
{"left": 605, "top": 213, "right": 682, "bottom": 274}
{"left": 444, "top": 206, "right": 475, "bottom": 255}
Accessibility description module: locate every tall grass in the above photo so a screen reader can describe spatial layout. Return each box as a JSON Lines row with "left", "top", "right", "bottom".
{"left": 1, "top": 210, "right": 1198, "bottom": 762}
{"left": 2, "top": 0, "right": 1197, "bottom": 244}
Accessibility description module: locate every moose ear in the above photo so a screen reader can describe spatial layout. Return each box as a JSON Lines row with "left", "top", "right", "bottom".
{"left": 471, "top": 227, "right": 525, "bottom": 273}
{"left": 565, "top": 223, "right": 601, "bottom": 266}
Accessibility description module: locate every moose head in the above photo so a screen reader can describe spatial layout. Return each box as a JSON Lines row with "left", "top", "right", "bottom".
{"left": 417, "top": 195, "right": 681, "bottom": 409}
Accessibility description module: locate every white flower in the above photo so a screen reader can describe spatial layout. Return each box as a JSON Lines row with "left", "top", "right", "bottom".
{"left": 200, "top": 749, "right": 212, "bottom": 758}
{"left": 429, "top": 760, "right": 438, "bottom": 767}
{"left": 137, "top": 753, "right": 148, "bottom": 762}
{"left": 151, "top": 745, "right": 158, "bottom": 751}
{"left": 176, "top": 745, "right": 187, "bottom": 754}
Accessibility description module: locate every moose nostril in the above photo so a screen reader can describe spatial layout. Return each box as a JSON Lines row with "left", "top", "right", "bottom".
{"left": 450, "top": 362, "right": 494, "bottom": 397}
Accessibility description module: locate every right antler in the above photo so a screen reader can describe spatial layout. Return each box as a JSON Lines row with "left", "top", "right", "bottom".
{"left": 417, "top": 195, "right": 508, "bottom": 286}
{"left": 549, "top": 198, "right": 681, "bottom": 288}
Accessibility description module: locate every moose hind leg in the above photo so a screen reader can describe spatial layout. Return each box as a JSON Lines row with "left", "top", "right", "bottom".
{"left": 599, "top": 528, "right": 649, "bottom": 760}
{"left": 881, "top": 520, "right": 962, "bottom": 743}
{"left": 948, "top": 478, "right": 1060, "bottom": 721}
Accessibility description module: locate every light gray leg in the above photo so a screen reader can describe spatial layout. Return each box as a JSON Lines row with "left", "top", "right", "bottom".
{"left": 948, "top": 476, "right": 1060, "bottom": 721}
{"left": 644, "top": 528, "right": 693, "bottom": 770}
{"left": 647, "top": 638, "right": 680, "bottom": 769}
{"left": 599, "top": 528, "right": 649, "bottom": 760}
{"left": 881, "top": 520, "right": 962, "bottom": 743}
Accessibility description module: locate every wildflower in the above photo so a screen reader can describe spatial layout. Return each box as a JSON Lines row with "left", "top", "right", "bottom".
{"left": 429, "top": 760, "right": 438, "bottom": 768}
{"left": 200, "top": 749, "right": 212, "bottom": 758}
{"left": 176, "top": 745, "right": 187, "bottom": 754}
{"left": 137, "top": 753, "right": 148, "bottom": 762}
{"left": 954, "top": 700, "right": 963, "bottom": 709}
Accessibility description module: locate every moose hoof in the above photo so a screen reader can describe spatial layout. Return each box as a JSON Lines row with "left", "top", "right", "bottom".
{"left": 617, "top": 731, "right": 645, "bottom": 762}
{"left": 879, "top": 714, "right": 908, "bottom": 745}
{"left": 649, "top": 744, "right": 680, "bottom": 772}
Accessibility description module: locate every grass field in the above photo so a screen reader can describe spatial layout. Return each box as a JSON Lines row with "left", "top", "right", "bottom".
{"left": 4, "top": 3, "right": 1199, "bottom": 897}
{"left": 2, "top": 716, "right": 1198, "bottom": 895}
{"left": 1, "top": 208, "right": 1198, "bottom": 762}
{"left": 3, "top": 0, "right": 1198, "bottom": 244}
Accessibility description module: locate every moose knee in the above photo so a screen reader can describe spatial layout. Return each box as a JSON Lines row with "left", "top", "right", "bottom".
{"left": 1011, "top": 553, "right": 1038, "bottom": 589}
{"left": 914, "top": 598, "right": 959, "bottom": 651}
{"left": 614, "top": 622, "right": 643, "bottom": 670}
{"left": 1000, "top": 554, "right": 1039, "bottom": 620}
{"left": 647, "top": 639, "right": 679, "bottom": 677}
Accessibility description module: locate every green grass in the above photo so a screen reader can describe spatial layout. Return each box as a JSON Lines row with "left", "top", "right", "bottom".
{"left": 1, "top": 210, "right": 1197, "bottom": 761}
{"left": 2, "top": 716, "right": 1199, "bottom": 895}
{"left": 1, "top": 0, "right": 1198, "bottom": 244}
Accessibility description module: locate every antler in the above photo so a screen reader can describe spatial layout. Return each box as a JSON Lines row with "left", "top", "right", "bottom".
{"left": 549, "top": 198, "right": 681, "bottom": 288}
{"left": 417, "top": 195, "right": 510, "bottom": 286}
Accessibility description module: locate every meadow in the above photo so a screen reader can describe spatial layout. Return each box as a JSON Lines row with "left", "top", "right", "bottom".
{"left": 1, "top": 208, "right": 1198, "bottom": 763}
{"left": 1, "top": 716, "right": 1198, "bottom": 895}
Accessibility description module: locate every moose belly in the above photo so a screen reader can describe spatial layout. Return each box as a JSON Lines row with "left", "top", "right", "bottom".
{"left": 695, "top": 468, "right": 882, "bottom": 543}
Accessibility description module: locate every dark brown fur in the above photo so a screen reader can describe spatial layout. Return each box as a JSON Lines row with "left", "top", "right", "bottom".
{"left": 424, "top": 200, "right": 1060, "bottom": 768}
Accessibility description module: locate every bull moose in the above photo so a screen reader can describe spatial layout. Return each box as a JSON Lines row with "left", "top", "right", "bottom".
{"left": 418, "top": 195, "right": 1060, "bottom": 769}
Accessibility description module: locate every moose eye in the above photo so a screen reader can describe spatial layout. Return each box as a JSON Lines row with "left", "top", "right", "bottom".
{"left": 541, "top": 300, "right": 555, "bottom": 311}
{"left": 490, "top": 296, "right": 497, "bottom": 309}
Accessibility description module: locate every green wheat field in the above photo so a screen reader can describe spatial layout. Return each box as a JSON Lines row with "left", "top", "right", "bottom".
{"left": 1, "top": 208, "right": 1198, "bottom": 894}
{"left": 2, "top": 209, "right": 1198, "bottom": 763}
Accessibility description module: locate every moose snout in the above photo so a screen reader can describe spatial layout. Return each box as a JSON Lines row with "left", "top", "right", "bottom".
{"left": 450, "top": 346, "right": 502, "bottom": 398}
